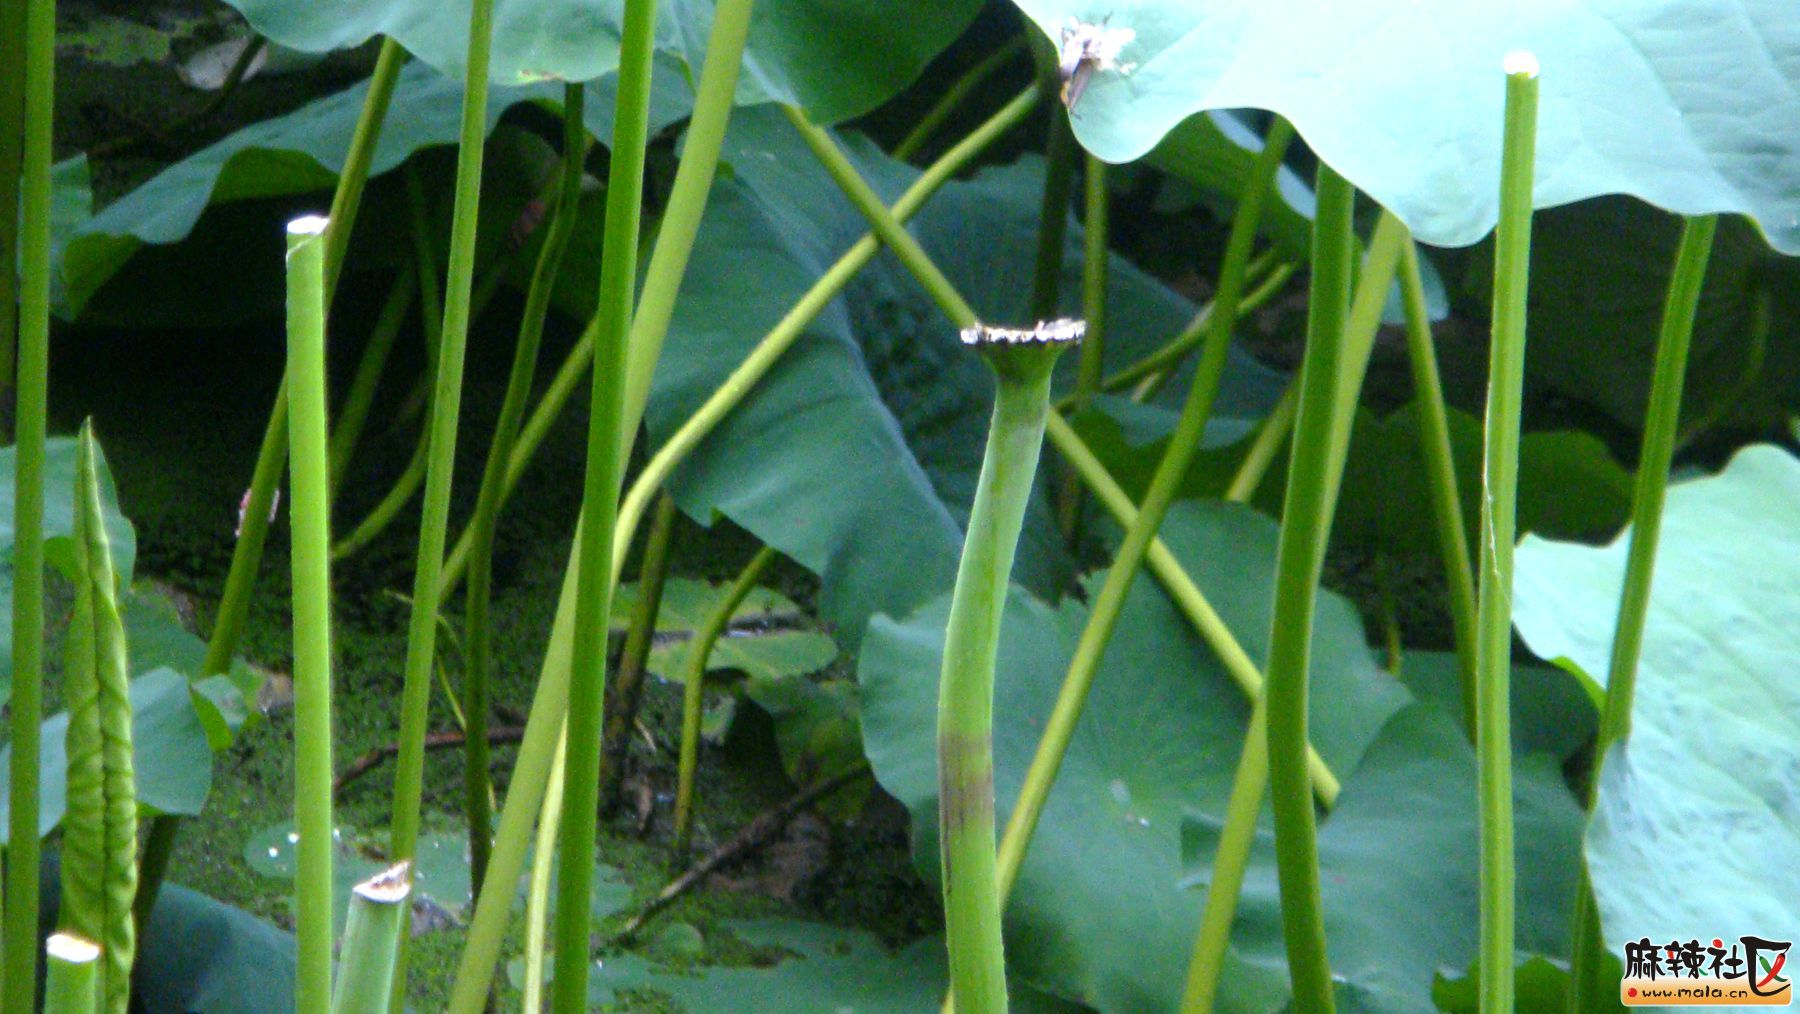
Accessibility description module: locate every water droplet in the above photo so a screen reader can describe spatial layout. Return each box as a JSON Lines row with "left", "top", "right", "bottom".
{"left": 1109, "top": 779, "right": 1130, "bottom": 806}
{"left": 286, "top": 831, "right": 299, "bottom": 844}
{"left": 267, "top": 846, "right": 280, "bottom": 859}
{"left": 1136, "top": 816, "right": 1151, "bottom": 828}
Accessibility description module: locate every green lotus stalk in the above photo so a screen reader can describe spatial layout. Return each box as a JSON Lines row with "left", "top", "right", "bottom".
{"left": 941, "top": 319, "right": 1083, "bottom": 1014}
{"left": 1567, "top": 213, "right": 1718, "bottom": 1009}
{"left": 673, "top": 545, "right": 778, "bottom": 861}
{"left": 553, "top": 0, "right": 656, "bottom": 1005}
{"left": 1182, "top": 208, "right": 1405, "bottom": 1014}
{"left": 329, "top": 265, "right": 418, "bottom": 497}
{"left": 331, "top": 435, "right": 427, "bottom": 560}
{"left": 134, "top": 41, "right": 407, "bottom": 930}
{"left": 1264, "top": 163, "right": 1356, "bottom": 1014}
{"left": 1028, "top": 42, "right": 1076, "bottom": 322}
{"left": 600, "top": 491, "right": 679, "bottom": 810}
{"left": 1117, "top": 259, "right": 1292, "bottom": 407}
{"left": 1223, "top": 377, "right": 1297, "bottom": 502}
{"left": 284, "top": 214, "right": 336, "bottom": 1014}
{"left": 521, "top": 729, "right": 568, "bottom": 1011}
{"left": 331, "top": 863, "right": 412, "bottom": 1014}
{"left": 58, "top": 422, "right": 138, "bottom": 1014}
{"left": 5, "top": 0, "right": 53, "bottom": 997}
{"left": 387, "top": 0, "right": 496, "bottom": 914}
{"left": 1057, "top": 154, "right": 1108, "bottom": 536}
{"left": 1474, "top": 54, "right": 1541, "bottom": 1014}
{"left": 1397, "top": 239, "right": 1479, "bottom": 737}
{"left": 463, "top": 83, "right": 589, "bottom": 896}
{"left": 894, "top": 37, "right": 1027, "bottom": 162}
{"left": 1180, "top": 699, "right": 1269, "bottom": 1013}
{"left": 446, "top": 87, "right": 1039, "bottom": 1014}
{"left": 43, "top": 933, "right": 100, "bottom": 1014}
{"left": 0, "top": 0, "right": 22, "bottom": 447}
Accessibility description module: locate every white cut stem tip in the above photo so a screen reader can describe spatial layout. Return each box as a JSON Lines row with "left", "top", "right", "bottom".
{"left": 960, "top": 318, "right": 1087, "bottom": 347}
{"left": 46, "top": 933, "right": 101, "bottom": 964}
{"left": 287, "top": 214, "right": 331, "bottom": 237}
{"left": 353, "top": 859, "right": 415, "bottom": 904}
{"left": 1503, "top": 51, "right": 1539, "bottom": 78}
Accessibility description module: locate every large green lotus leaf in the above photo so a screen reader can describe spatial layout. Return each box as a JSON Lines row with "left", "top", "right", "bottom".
{"left": 0, "top": 667, "right": 214, "bottom": 842}
{"left": 1399, "top": 650, "right": 1597, "bottom": 765}
{"left": 133, "top": 884, "right": 295, "bottom": 1014}
{"left": 1181, "top": 705, "right": 1585, "bottom": 1012}
{"left": 609, "top": 577, "right": 837, "bottom": 683}
{"left": 218, "top": 0, "right": 979, "bottom": 125}
{"left": 585, "top": 918, "right": 1085, "bottom": 1011}
{"left": 52, "top": 59, "right": 692, "bottom": 318}
{"left": 1513, "top": 445, "right": 1800, "bottom": 958}
{"left": 650, "top": 106, "right": 1285, "bottom": 645}
{"left": 1011, "top": 1, "right": 1800, "bottom": 254}
{"left": 858, "top": 500, "right": 1409, "bottom": 1010}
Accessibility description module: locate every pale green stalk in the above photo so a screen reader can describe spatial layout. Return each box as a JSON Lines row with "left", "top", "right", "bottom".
{"left": 894, "top": 37, "right": 1027, "bottom": 162}
{"left": 285, "top": 215, "right": 335, "bottom": 1014}
{"left": 386, "top": 0, "right": 496, "bottom": 1002}
{"left": 4, "top": 0, "right": 52, "bottom": 995}
{"left": 672, "top": 545, "right": 777, "bottom": 861}
{"left": 0, "top": 0, "right": 22, "bottom": 446}
{"left": 1475, "top": 54, "right": 1541, "bottom": 1013}
{"left": 522, "top": 730, "right": 568, "bottom": 1011}
{"left": 331, "top": 863, "right": 412, "bottom": 1014}
{"left": 553, "top": 0, "right": 656, "bottom": 1004}
{"left": 1568, "top": 215, "right": 1718, "bottom": 1010}
{"left": 463, "top": 83, "right": 588, "bottom": 895}
{"left": 941, "top": 322, "right": 1082, "bottom": 1014}
{"left": 135, "top": 40, "right": 406, "bottom": 929}
{"left": 1054, "top": 253, "right": 1286, "bottom": 411}
{"left": 42, "top": 934, "right": 99, "bottom": 1014}
{"left": 59, "top": 423, "right": 137, "bottom": 1014}
{"left": 1186, "top": 209, "right": 1405, "bottom": 1014}
{"left": 329, "top": 265, "right": 418, "bottom": 498}
{"left": 1223, "top": 377, "right": 1298, "bottom": 503}
{"left": 600, "top": 491, "right": 679, "bottom": 810}
{"left": 446, "top": 86, "right": 1039, "bottom": 1014}
{"left": 1264, "top": 163, "right": 1355, "bottom": 1014}
{"left": 1056, "top": 154, "right": 1108, "bottom": 536}
{"left": 1398, "top": 239, "right": 1478, "bottom": 737}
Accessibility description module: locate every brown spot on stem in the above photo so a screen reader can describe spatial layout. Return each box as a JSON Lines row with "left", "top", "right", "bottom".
{"left": 938, "top": 730, "right": 997, "bottom": 894}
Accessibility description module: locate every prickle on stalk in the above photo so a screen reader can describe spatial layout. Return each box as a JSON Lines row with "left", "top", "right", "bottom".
{"left": 938, "top": 317, "right": 1083, "bottom": 1014}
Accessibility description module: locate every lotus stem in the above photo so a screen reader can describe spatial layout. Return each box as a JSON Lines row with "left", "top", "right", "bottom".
{"left": 463, "top": 82, "right": 589, "bottom": 896}
{"left": 1264, "top": 163, "right": 1354, "bottom": 1014}
{"left": 894, "top": 37, "right": 1027, "bottom": 162}
{"left": 446, "top": 86, "right": 1038, "bottom": 1014}
{"left": 600, "top": 491, "right": 679, "bottom": 811}
{"left": 1056, "top": 154, "right": 1109, "bottom": 537}
{"left": 1174, "top": 206, "right": 1407, "bottom": 1014}
{"left": 1566, "top": 213, "right": 1717, "bottom": 1007}
{"left": 330, "top": 863, "right": 412, "bottom": 1014}
{"left": 283, "top": 215, "right": 336, "bottom": 1014}
{"left": 672, "top": 545, "right": 778, "bottom": 862}
{"left": 384, "top": 7, "right": 501, "bottom": 1009}
{"left": 552, "top": 0, "right": 656, "bottom": 1005}
{"left": 4, "top": 0, "right": 52, "bottom": 995}
{"left": 328, "top": 265, "right": 418, "bottom": 498}
{"left": 42, "top": 933, "right": 100, "bottom": 1014}
{"left": 521, "top": 728, "right": 568, "bottom": 1011}
{"left": 135, "top": 40, "right": 405, "bottom": 930}
{"left": 1223, "top": 377, "right": 1297, "bottom": 502}
{"left": 941, "top": 320, "right": 1083, "bottom": 1014}
{"left": 0, "top": 0, "right": 22, "bottom": 446}
{"left": 1472, "top": 53, "right": 1541, "bottom": 1013}
{"left": 59, "top": 422, "right": 138, "bottom": 1014}
{"left": 1028, "top": 39, "right": 1076, "bottom": 322}
{"left": 1396, "top": 239, "right": 1479, "bottom": 736}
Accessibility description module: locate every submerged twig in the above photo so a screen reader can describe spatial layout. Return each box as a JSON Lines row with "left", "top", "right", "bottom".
{"left": 612, "top": 763, "right": 872, "bottom": 943}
